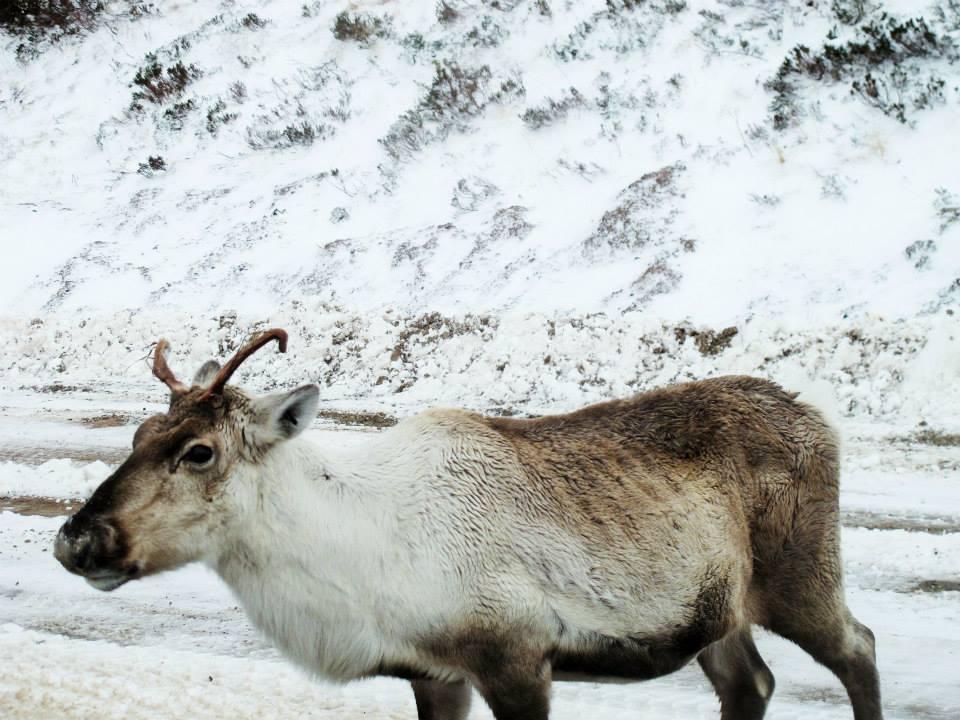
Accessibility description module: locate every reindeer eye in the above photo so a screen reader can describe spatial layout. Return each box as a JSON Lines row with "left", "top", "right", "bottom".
{"left": 182, "top": 444, "right": 214, "bottom": 465}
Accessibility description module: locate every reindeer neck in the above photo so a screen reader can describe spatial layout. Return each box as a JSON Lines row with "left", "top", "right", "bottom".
{"left": 218, "top": 436, "right": 402, "bottom": 576}
{"left": 211, "top": 436, "right": 418, "bottom": 679}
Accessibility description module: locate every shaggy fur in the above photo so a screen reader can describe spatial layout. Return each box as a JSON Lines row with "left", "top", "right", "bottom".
{"left": 55, "top": 368, "right": 882, "bottom": 720}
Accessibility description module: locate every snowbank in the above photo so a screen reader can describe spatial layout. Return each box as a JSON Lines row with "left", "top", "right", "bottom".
{"left": 0, "top": 459, "right": 112, "bottom": 500}
{"left": 1, "top": 308, "right": 957, "bottom": 426}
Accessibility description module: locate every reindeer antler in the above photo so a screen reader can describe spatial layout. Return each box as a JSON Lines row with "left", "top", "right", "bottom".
{"left": 199, "top": 328, "right": 288, "bottom": 400}
{"left": 153, "top": 339, "right": 188, "bottom": 395}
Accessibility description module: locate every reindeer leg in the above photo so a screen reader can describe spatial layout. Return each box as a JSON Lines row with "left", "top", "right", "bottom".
{"left": 761, "top": 483, "right": 883, "bottom": 720}
{"left": 411, "top": 679, "right": 472, "bottom": 720}
{"left": 768, "top": 607, "right": 882, "bottom": 720}
{"left": 469, "top": 650, "right": 551, "bottom": 720}
{"left": 698, "top": 629, "right": 775, "bottom": 720}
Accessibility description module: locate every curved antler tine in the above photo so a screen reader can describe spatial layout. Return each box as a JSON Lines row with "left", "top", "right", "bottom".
{"left": 152, "top": 339, "right": 188, "bottom": 394}
{"left": 199, "top": 328, "right": 288, "bottom": 400}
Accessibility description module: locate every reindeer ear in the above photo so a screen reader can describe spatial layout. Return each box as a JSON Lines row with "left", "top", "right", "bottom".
{"left": 193, "top": 360, "right": 221, "bottom": 387}
{"left": 251, "top": 385, "right": 319, "bottom": 444}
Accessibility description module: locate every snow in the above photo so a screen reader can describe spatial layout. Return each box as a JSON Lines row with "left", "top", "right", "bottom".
{"left": 1, "top": 1, "right": 959, "bottom": 717}
{"left": 0, "top": 459, "right": 112, "bottom": 501}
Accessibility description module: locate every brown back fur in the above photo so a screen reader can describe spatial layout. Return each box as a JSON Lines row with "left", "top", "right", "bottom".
{"left": 485, "top": 375, "right": 841, "bottom": 628}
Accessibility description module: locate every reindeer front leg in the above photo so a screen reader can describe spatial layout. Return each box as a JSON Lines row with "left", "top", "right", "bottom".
{"left": 416, "top": 632, "right": 552, "bottom": 720}
{"left": 411, "top": 679, "right": 472, "bottom": 720}
{"left": 464, "top": 642, "right": 552, "bottom": 720}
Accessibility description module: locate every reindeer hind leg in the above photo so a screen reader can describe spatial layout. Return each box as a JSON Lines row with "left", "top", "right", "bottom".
{"left": 762, "top": 498, "right": 882, "bottom": 719}
{"left": 698, "top": 628, "right": 775, "bottom": 720}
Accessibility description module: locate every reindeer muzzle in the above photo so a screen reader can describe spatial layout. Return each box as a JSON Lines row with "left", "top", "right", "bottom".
{"left": 54, "top": 513, "right": 136, "bottom": 591}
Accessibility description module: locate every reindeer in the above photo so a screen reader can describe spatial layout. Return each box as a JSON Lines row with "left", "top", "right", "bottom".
{"left": 54, "top": 329, "right": 882, "bottom": 720}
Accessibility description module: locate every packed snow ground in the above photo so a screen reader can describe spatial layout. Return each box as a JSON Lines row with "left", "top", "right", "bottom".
{"left": 1, "top": 392, "right": 959, "bottom": 719}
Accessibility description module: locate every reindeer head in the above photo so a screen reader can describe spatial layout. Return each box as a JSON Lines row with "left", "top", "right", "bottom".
{"left": 53, "top": 329, "right": 319, "bottom": 591}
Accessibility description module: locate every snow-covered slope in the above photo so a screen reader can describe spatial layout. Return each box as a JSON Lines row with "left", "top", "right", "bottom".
{"left": 1, "top": 0, "right": 958, "bottom": 420}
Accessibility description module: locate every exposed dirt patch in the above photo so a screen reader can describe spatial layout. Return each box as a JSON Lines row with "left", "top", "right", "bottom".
{"left": 913, "top": 429, "right": 960, "bottom": 447}
{"left": 674, "top": 325, "right": 739, "bottom": 356}
{"left": 841, "top": 510, "right": 960, "bottom": 535}
{"left": 910, "top": 579, "right": 960, "bottom": 593}
{"left": 886, "top": 429, "right": 960, "bottom": 447}
{"left": 583, "top": 163, "right": 686, "bottom": 254}
{"left": 31, "top": 618, "right": 145, "bottom": 645}
{"left": 78, "top": 413, "right": 134, "bottom": 429}
{"left": 315, "top": 409, "right": 396, "bottom": 428}
{"left": 0, "top": 445, "right": 129, "bottom": 465}
{"left": 388, "top": 312, "right": 495, "bottom": 367}
{"left": 29, "top": 383, "right": 94, "bottom": 394}
{"left": 788, "top": 687, "right": 848, "bottom": 706}
{"left": 895, "top": 703, "right": 960, "bottom": 720}
{"left": 1, "top": 496, "right": 79, "bottom": 518}
{"left": 487, "top": 407, "right": 530, "bottom": 418}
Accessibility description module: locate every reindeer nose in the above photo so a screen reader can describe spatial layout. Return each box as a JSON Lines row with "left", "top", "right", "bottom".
{"left": 54, "top": 514, "right": 114, "bottom": 575}
{"left": 55, "top": 516, "right": 92, "bottom": 573}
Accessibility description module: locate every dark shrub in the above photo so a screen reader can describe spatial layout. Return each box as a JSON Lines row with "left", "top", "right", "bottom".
{"left": 766, "top": 14, "right": 953, "bottom": 128}
{"left": 521, "top": 88, "right": 585, "bottom": 129}
{"left": 137, "top": 155, "right": 166, "bottom": 176}
{"left": 130, "top": 56, "right": 202, "bottom": 110}
{"left": 0, "top": 0, "right": 101, "bottom": 34}
{"left": 332, "top": 11, "right": 389, "bottom": 43}
{"left": 380, "top": 62, "right": 523, "bottom": 161}
{"left": 240, "top": 12, "right": 267, "bottom": 30}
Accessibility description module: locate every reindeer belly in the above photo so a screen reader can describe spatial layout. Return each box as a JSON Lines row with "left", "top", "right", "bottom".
{"left": 552, "top": 635, "right": 698, "bottom": 681}
{"left": 548, "top": 566, "right": 734, "bottom": 681}
{"left": 504, "top": 494, "right": 745, "bottom": 681}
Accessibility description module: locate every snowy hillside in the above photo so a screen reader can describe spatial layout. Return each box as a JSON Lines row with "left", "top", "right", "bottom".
{"left": 1, "top": 0, "right": 958, "bottom": 421}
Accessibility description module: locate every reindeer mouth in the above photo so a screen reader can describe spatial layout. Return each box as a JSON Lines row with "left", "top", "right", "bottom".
{"left": 85, "top": 567, "right": 140, "bottom": 591}
{"left": 82, "top": 563, "right": 142, "bottom": 592}
{"left": 85, "top": 573, "right": 131, "bottom": 592}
